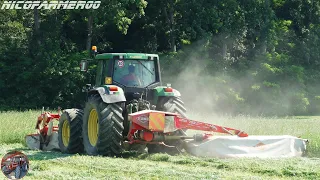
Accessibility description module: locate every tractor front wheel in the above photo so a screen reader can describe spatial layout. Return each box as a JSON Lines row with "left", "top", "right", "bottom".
{"left": 82, "top": 94, "right": 124, "bottom": 156}
{"left": 58, "top": 109, "right": 84, "bottom": 154}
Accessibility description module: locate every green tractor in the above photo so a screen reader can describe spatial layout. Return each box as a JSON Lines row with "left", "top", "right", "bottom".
{"left": 26, "top": 47, "right": 307, "bottom": 158}
{"left": 58, "top": 47, "right": 187, "bottom": 156}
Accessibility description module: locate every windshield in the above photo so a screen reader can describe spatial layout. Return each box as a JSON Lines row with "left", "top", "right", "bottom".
{"left": 113, "top": 59, "right": 156, "bottom": 87}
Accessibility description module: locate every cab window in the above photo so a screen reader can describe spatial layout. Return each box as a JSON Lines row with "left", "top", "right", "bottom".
{"left": 113, "top": 59, "right": 156, "bottom": 87}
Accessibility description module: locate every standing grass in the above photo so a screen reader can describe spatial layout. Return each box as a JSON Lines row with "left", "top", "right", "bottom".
{"left": 0, "top": 111, "right": 319, "bottom": 179}
{"left": 0, "top": 110, "right": 40, "bottom": 145}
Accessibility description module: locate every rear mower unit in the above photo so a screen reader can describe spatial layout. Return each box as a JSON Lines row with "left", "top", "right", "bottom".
{"left": 26, "top": 108, "right": 248, "bottom": 151}
{"left": 25, "top": 47, "right": 307, "bottom": 158}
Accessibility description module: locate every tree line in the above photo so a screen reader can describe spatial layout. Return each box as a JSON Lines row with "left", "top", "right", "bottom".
{"left": 0, "top": 0, "right": 320, "bottom": 115}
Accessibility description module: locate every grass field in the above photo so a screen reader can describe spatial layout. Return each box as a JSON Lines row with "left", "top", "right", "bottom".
{"left": 0, "top": 110, "right": 320, "bottom": 179}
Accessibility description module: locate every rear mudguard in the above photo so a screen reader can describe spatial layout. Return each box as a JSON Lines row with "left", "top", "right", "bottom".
{"left": 154, "top": 86, "right": 181, "bottom": 96}
{"left": 89, "top": 85, "right": 126, "bottom": 104}
{"left": 153, "top": 86, "right": 181, "bottom": 103}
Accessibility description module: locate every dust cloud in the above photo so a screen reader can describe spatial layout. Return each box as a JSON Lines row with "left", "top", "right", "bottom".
{"left": 170, "top": 59, "right": 219, "bottom": 115}
{"left": 160, "top": 51, "right": 223, "bottom": 122}
{"left": 161, "top": 38, "right": 303, "bottom": 119}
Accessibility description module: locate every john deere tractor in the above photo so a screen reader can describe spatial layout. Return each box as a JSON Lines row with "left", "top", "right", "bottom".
{"left": 58, "top": 47, "right": 187, "bottom": 156}
{"left": 26, "top": 47, "right": 307, "bottom": 158}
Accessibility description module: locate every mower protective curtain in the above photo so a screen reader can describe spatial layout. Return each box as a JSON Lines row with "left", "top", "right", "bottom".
{"left": 184, "top": 135, "right": 307, "bottom": 158}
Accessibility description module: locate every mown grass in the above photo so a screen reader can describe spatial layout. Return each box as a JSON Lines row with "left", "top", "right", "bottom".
{"left": 0, "top": 111, "right": 320, "bottom": 179}
{"left": 1, "top": 144, "right": 319, "bottom": 180}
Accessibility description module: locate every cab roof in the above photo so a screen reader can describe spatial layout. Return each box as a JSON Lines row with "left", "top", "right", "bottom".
{"left": 95, "top": 53, "right": 159, "bottom": 60}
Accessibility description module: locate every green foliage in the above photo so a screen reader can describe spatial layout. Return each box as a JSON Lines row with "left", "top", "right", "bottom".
{"left": 0, "top": 1, "right": 320, "bottom": 116}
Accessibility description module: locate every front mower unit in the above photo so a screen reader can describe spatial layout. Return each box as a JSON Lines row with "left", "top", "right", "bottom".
{"left": 25, "top": 111, "right": 60, "bottom": 151}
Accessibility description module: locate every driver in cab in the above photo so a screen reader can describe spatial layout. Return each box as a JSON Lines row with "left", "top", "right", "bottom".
{"left": 120, "top": 64, "right": 142, "bottom": 86}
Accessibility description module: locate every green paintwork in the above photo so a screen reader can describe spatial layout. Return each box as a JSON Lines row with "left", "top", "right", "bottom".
{"left": 95, "top": 53, "right": 159, "bottom": 60}
{"left": 93, "top": 52, "right": 182, "bottom": 104}
{"left": 154, "top": 86, "right": 175, "bottom": 96}
{"left": 153, "top": 86, "right": 180, "bottom": 103}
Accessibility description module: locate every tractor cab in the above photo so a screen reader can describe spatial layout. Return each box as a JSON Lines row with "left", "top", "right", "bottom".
{"left": 94, "top": 55, "right": 160, "bottom": 88}
{"left": 82, "top": 47, "right": 162, "bottom": 102}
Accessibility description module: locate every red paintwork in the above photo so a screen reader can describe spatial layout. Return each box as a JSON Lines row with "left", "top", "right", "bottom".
{"left": 35, "top": 111, "right": 60, "bottom": 136}
{"left": 140, "top": 131, "right": 154, "bottom": 141}
{"left": 126, "top": 110, "right": 248, "bottom": 144}
{"left": 27, "top": 109, "right": 248, "bottom": 150}
{"left": 127, "top": 121, "right": 146, "bottom": 142}
{"left": 175, "top": 117, "right": 248, "bottom": 137}
{"left": 25, "top": 110, "right": 61, "bottom": 151}
{"left": 164, "top": 87, "right": 173, "bottom": 92}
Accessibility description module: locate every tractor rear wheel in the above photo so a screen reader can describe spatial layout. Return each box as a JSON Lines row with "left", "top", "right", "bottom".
{"left": 148, "top": 96, "right": 187, "bottom": 154}
{"left": 58, "top": 109, "right": 84, "bottom": 154}
{"left": 160, "top": 96, "right": 187, "bottom": 118}
{"left": 82, "top": 94, "right": 124, "bottom": 156}
{"left": 159, "top": 96, "right": 187, "bottom": 135}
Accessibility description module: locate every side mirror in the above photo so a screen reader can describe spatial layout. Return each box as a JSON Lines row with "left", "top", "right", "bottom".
{"left": 80, "top": 60, "right": 88, "bottom": 72}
